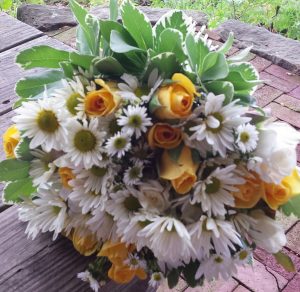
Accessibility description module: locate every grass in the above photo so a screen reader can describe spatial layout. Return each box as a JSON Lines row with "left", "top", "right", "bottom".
{"left": 1, "top": 0, "right": 299, "bottom": 40}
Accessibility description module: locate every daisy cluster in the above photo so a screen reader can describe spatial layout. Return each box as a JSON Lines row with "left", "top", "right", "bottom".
{"left": 1, "top": 1, "right": 300, "bottom": 291}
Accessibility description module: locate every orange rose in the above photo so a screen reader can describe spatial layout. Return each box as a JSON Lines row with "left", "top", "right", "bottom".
{"left": 153, "top": 73, "right": 196, "bottom": 120}
{"left": 98, "top": 241, "right": 135, "bottom": 266}
{"left": 262, "top": 169, "right": 300, "bottom": 210}
{"left": 108, "top": 264, "right": 147, "bottom": 284}
{"left": 233, "top": 173, "right": 264, "bottom": 208}
{"left": 58, "top": 167, "right": 75, "bottom": 189}
{"left": 3, "top": 125, "right": 20, "bottom": 158}
{"left": 85, "top": 79, "right": 120, "bottom": 117}
{"left": 148, "top": 123, "right": 182, "bottom": 149}
{"left": 72, "top": 229, "right": 99, "bottom": 256}
{"left": 160, "top": 146, "right": 199, "bottom": 194}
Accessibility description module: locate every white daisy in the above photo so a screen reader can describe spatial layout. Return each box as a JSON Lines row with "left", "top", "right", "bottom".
{"left": 105, "top": 131, "right": 131, "bottom": 158}
{"left": 29, "top": 150, "right": 57, "bottom": 187}
{"left": 120, "top": 212, "right": 156, "bottom": 250}
{"left": 191, "top": 165, "right": 245, "bottom": 216}
{"left": 195, "top": 254, "right": 238, "bottom": 281}
{"left": 117, "top": 105, "right": 152, "bottom": 138}
{"left": 188, "top": 215, "right": 243, "bottom": 260}
{"left": 68, "top": 180, "right": 108, "bottom": 214}
{"left": 123, "top": 161, "right": 144, "bottom": 186}
{"left": 190, "top": 93, "right": 250, "bottom": 157}
{"left": 138, "top": 216, "right": 195, "bottom": 267}
{"left": 73, "top": 165, "right": 113, "bottom": 195}
{"left": 117, "top": 70, "right": 162, "bottom": 103}
{"left": 77, "top": 270, "right": 100, "bottom": 292}
{"left": 52, "top": 77, "right": 85, "bottom": 118}
{"left": 106, "top": 188, "right": 142, "bottom": 222}
{"left": 13, "top": 98, "right": 68, "bottom": 152}
{"left": 236, "top": 123, "right": 259, "bottom": 153}
{"left": 123, "top": 254, "right": 146, "bottom": 270}
{"left": 18, "top": 187, "right": 67, "bottom": 240}
{"left": 64, "top": 119, "right": 106, "bottom": 169}
{"left": 149, "top": 272, "right": 165, "bottom": 288}
{"left": 87, "top": 207, "right": 116, "bottom": 242}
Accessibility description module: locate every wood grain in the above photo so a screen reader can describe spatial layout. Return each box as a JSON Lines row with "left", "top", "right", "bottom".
{"left": 0, "top": 35, "right": 72, "bottom": 114}
{"left": 0, "top": 12, "right": 43, "bottom": 53}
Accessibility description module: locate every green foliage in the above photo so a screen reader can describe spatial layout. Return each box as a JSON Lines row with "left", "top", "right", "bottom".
{"left": 0, "top": 159, "right": 30, "bottom": 182}
{"left": 280, "top": 195, "right": 300, "bottom": 217}
{"left": 273, "top": 251, "right": 296, "bottom": 272}
{"left": 15, "top": 138, "right": 34, "bottom": 161}
{"left": 16, "top": 46, "right": 70, "bottom": 69}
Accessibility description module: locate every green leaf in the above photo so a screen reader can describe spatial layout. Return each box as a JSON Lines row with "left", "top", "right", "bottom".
{"left": 167, "top": 142, "right": 184, "bottom": 162}
{"left": 15, "top": 69, "right": 64, "bottom": 99}
{"left": 109, "top": 0, "right": 118, "bottom": 21}
{"left": 167, "top": 268, "right": 180, "bottom": 289}
{"left": 157, "top": 28, "right": 186, "bottom": 62}
{"left": 205, "top": 81, "right": 234, "bottom": 104}
{"left": 146, "top": 52, "right": 181, "bottom": 79}
{"left": 59, "top": 61, "right": 74, "bottom": 79}
{"left": 228, "top": 46, "right": 253, "bottom": 63}
{"left": 93, "top": 56, "right": 126, "bottom": 76}
{"left": 185, "top": 33, "right": 209, "bottom": 73}
{"left": 280, "top": 195, "right": 300, "bottom": 217}
{"left": 217, "top": 32, "right": 234, "bottom": 54}
{"left": 0, "top": 0, "right": 12, "bottom": 10}
{"left": 182, "top": 260, "right": 202, "bottom": 288}
{"left": 70, "top": 0, "right": 100, "bottom": 55}
{"left": 273, "top": 251, "right": 296, "bottom": 272}
{"left": 200, "top": 52, "right": 229, "bottom": 81}
{"left": 0, "top": 159, "right": 30, "bottom": 182}
{"left": 155, "top": 10, "right": 193, "bottom": 40}
{"left": 15, "top": 138, "right": 34, "bottom": 161}
{"left": 149, "top": 94, "right": 162, "bottom": 114}
{"left": 191, "top": 148, "right": 202, "bottom": 164}
{"left": 110, "top": 30, "right": 143, "bottom": 53}
{"left": 16, "top": 46, "right": 70, "bottom": 70}
{"left": 121, "top": 0, "right": 153, "bottom": 50}
{"left": 69, "top": 52, "right": 94, "bottom": 70}
{"left": 3, "top": 178, "right": 36, "bottom": 203}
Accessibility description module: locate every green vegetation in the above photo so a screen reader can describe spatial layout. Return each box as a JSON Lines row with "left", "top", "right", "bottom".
{"left": 1, "top": 0, "right": 299, "bottom": 40}
{"left": 151, "top": 0, "right": 300, "bottom": 40}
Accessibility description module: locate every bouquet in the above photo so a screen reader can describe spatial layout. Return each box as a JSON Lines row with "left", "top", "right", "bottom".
{"left": 1, "top": 0, "right": 300, "bottom": 290}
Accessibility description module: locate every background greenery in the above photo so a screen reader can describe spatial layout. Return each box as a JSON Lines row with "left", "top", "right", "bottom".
{"left": 1, "top": 0, "right": 299, "bottom": 40}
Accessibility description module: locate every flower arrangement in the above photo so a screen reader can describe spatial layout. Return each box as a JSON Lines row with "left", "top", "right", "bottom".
{"left": 1, "top": 0, "right": 300, "bottom": 290}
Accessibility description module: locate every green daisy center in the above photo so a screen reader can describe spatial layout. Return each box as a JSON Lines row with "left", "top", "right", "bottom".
{"left": 206, "top": 177, "right": 221, "bottom": 194}
{"left": 240, "top": 132, "right": 250, "bottom": 143}
{"left": 113, "top": 137, "right": 127, "bottom": 150}
{"left": 153, "top": 273, "right": 162, "bottom": 281}
{"left": 66, "top": 93, "right": 81, "bottom": 115}
{"left": 91, "top": 166, "right": 107, "bottom": 177}
{"left": 134, "top": 87, "right": 148, "bottom": 98}
{"left": 130, "top": 258, "right": 139, "bottom": 266}
{"left": 74, "top": 129, "right": 97, "bottom": 152}
{"left": 239, "top": 250, "right": 248, "bottom": 260}
{"left": 52, "top": 206, "right": 61, "bottom": 215}
{"left": 124, "top": 195, "right": 142, "bottom": 212}
{"left": 128, "top": 115, "right": 142, "bottom": 128}
{"left": 214, "top": 256, "right": 223, "bottom": 264}
{"left": 129, "top": 167, "right": 141, "bottom": 179}
{"left": 37, "top": 110, "right": 59, "bottom": 133}
{"left": 207, "top": 112, "right": 223, "bottom": 133}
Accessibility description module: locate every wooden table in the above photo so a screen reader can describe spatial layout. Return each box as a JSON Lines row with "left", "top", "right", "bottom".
{"left": 0, "top": 13, "right": 151, "bottom": 292}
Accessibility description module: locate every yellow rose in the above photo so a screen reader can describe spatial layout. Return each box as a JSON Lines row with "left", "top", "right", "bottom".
{"left": 233, "top": 174, "right": 264, "bottom": 208}
{"left": 72, "top": 229, "right": 99, "bottom": 256}
{"left": 108, "top": 264, "right": 147, "bottom": 284}
{"left": 85, "top": 79, "right": 120, "bottom": 117}
{"left": 154, "top": 73, "right": 196, "bottom": 120}
{"left": 3, "top": 125, "right": 20, "bottom": 159}
{"left": 147, "top": 123, "right": 182, "bottom": 149}
{"left": 263, "top": 169, "right": 300, "bottom": 210}
{"left": 58, "top": 167, "right": 75, "bottom": 189}
{"left": 160, "top": 146, "right": 199, "bottom": 194}
{"left": 98, "top": 241, "right": 135, "bottom": 266}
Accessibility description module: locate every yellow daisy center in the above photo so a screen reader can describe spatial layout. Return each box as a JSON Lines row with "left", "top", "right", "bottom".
{"left": 66, "top": 93, "right": 81, "bottom": 115}
{"left": 74, "top": 130, "right": 97, "bottom": 152}
{"left": 37, "top": 110, "right": 59, "bottom": 133}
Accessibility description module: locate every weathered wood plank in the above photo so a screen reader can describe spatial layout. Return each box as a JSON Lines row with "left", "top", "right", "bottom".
{"left": 0, "top": 206, "right": 153, "bottom": 291}
{"left": 0, "top": 35, "right": 72, "bottom": 114}
{"left": 0, "top": 12, "right": 43, "bottom": 53}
